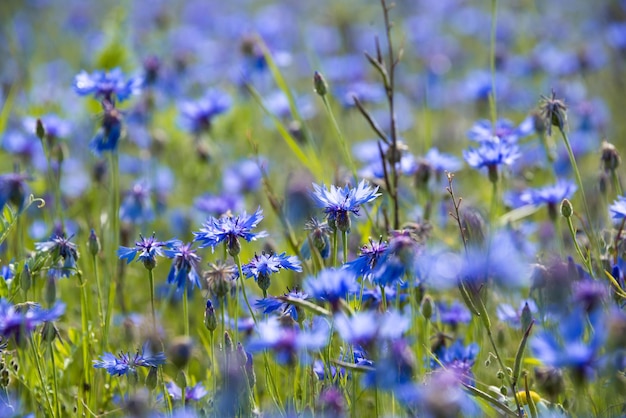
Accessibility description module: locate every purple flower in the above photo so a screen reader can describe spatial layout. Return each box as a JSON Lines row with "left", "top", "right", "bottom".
{"left": 194, "top": 192, "right": 243, "bottom": 216}
{"left": 334, "top": 309, "right": 410, "bottom": 349}
{"left": 437, "top": 301, "right": 471, "bottom": 328}
{"left": 35, "top": 234, "right": 79, "bottom": 277}
{"left": 118, "top": 233, "right": 179, "bottom": 270}
{"left": 344, "top": 238, "right": 388, "bottom": 281}
{"left": 255, "top": 289, "right": 309, "bottom": 321}
{"left": 90, "top": 101, "right": 122, "bottom": 156}
{"left": 422, "top": 148, "right": 462, "bottom": 173}
{"left": 431, "top": 340, "right": 479, "bottom": 385}
{"left": 463, "top": 137, "right": 520, "bottom": 181}
{"left": 304, "top": 268, "right": 358, "bottom": 309}
{"left": 179, "top": 89, "right": 232, "bottom": 134}
{"left": 193, "top": 207, "right": 268, "bottom": 256}
{"left": 310, "top": 180, "right": 380, "bottom": 232}
{"left": 164, "top": 242, "right": 202, "bottom": 291}
{"left": 166, "top": 382, "right": 208, "bottom": 402}
{"left": 119, "top": 180, "right": 154, "bottom": 225}
{"left": 369, "top": 230, "right": 422, "bottom": 287}
{"left": 0, "top": 172, "right": 32, "bottom": 213}
{"left": 467, "top": 117, "right": 534, "bottom": 144}
{"left": 520, "top": 180, "right": 577, "bottom": 207}
{"left": 93, "top": 341, "right": 166, "bottom": 377}
{"left": 73, "top": 68, "right": 143, "bottom": 102}
{"left": 247, "top": 317, "right": 330, "bottom": 365}
{"left": 0, "top": 300, "right": 65, "bottom": 345}
{"left": 242, "top": 252, "right": 301, "bottom": 295}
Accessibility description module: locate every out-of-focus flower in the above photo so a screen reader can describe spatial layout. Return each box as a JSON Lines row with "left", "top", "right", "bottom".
{"left": 193, "top": 208, "right": 268, "bottom": 256}
{"left": 90, "top": 100, "right": 123, "bottom": 156}
{"left": 497, "top": 300, "right": 538, "bottom": 329}
{"left": 334, "top": 309, "right": 410, "bottom": 350}
{"left": 519, "top": 180, "right": 577, "bottom": 220}
{"left": 431, "top": 340, "right": 479, "bottom": 385}
{"left": 164, "top": 242, "right": 202, "bottom": 291}
{"left": 463, "top": 137, "right": 520, "bottom": 182}
{"left": 255, "top": 288, "right": 309, "bottom": 321}
{"left": 436, "top": 301, "right": 471, "bottom": 328}
{"left": 35, "top": 234, "right": 79, "bottom": 278}
{"left": 467, "top": 117, "right": 534, "bottom": 144}
{"left": 119, "top": 180, "right": 154, "bottom": 225}
{"left": 310, "top": 180, "right": 380, "bottom": 232}
{"left": 609, "top": 195, "right": 626, "bottom": 221}
{"left": 179, "top": 89, "right": 231, "bottom": 134}
{"left": 304, "top": 268, "right": 358, "bottom": 310}
{"left": 74, "top": 68, "right": 143, "bottom": 102}
{"left": 344, "top": 238, "right": 388, "bottom": 282}
{"left": 301, "top": 217, "right": 331, "bottom": 259}
{"left": 0, "top": 173, "right": 32, "bottom": 213}
{"left": 0, "top": 300, "right": 65, "bottom": 345}
{"left": 93, "top": 341, "right": 166, "bottom": 377}
{"left": 165, "top": 382, "right": 208, "bottom": 402}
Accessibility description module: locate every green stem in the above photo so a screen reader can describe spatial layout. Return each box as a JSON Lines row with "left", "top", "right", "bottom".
{"left": 566, "top": 216, "right": 593, "bottom": 277}
{"left": 29, "top": 338, "right": 54, "bottom": 418}
{"left": 332, "top": 229, "right": 338, "bottom": 267}
{"left": 104, "top": 152, "right": 120, "bottom": 349}
{"left": 342, "top": 230, "right": 349, "bottom": 265}
{"left": 380, "top": 285, "right": 387, "bottom": 311}
{"left": 49, "top": 340, "right": 61, "bottom": 418}
{"left": 611, "top": 169, "right": 623, "bottom": 197}
{"left": 488, "top": 0, "right": 498, "bottom": 126}
{"left": 78, "top": 272, "right": 91, "bottom": 405}
{"left": 234, "top": 255, "right": 257, "bottom": 325}
{"left": 322, "top": 96, "right": 357, "bottom": 180}
{"left": 183, "top": 284, "right": 189, "bottom": 337}
{"left": 92, "top": 254, "right": 104, "bottom": 345}
{"left": 148, "top": 269, "right": 157, "bottom": 333}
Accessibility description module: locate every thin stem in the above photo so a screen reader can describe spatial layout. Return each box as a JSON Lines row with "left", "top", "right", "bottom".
{"left": 78, "top": 271, "right": 91, "bottom": 406}
{"left": 49, "top": 340, "right": 61, "bottom": 418}
{"left": 332, "top": 229, "right": 338, "bottom": 267}
{"left": 148, "top": 269, "right": 157, "bottom": 333}
{"left": 29, "top": 338, "right": 55, "bottom": 418}
{"left": 183, "top": 285, "right": 189, "bottom": 336}
{"left": 488, "top": 0, "right": 499, "bottom": 126}
{"left": 566, "top": 216, "right": 594, "bottom": 276}
{"left": 92, "top": 254, "right": 104, "bottom": 345}
{"left": 234, "top": 255, "right": 257, "bottom": 325}
{"left": 322, "top": 96, "right": 357, "bottom": 180}
{"left": 611, "top": 169, "right": 623, "bottom": 197}
{"left": 342, "top": 230, "right": 349, "bottom": 265}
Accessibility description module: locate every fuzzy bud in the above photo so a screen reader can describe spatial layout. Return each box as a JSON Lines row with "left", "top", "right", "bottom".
{"left": 560, "top": 198, "right": 573, "bottom": 218}
{"left": 88, "top": 229, "right": 101, "bottom": 257}
{"left": 313, "top": 71, "right": 328, "bottom": 96}
{"left": 168, "top": 336, "right": 193, "bottom": 370}
{"left": 335, "top": 210, "right": 351, "bottom": 233}
{"left": 227, "top": 235, "right": 241, "bottom": 257}
{"left": 601, "top": 141, "right": 621, "bottom": 172}
{"left": 236, "top": 343, "right": 248, "bottom": 368}
{"left": 256, "top": 272, "right": 271, "bottom": 293}
{"left": 521, "top": 302, "right": 533, "bottom": 332}
{"left": 204, "top": 300, "right": 218, "bottom": 332}
{"left": 421, "top": 296, "right": 433, "bottom": 321}
{"left": 36, "top": 118, "right": 46, "bottom": 141}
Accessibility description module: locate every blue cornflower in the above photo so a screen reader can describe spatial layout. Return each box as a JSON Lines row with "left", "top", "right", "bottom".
{"left": 304, "top": 268, "right": 358, "bottom": 310}
{"left": 360, "top": 285, "right": 406, "bottom": 310}
{"left": 609, "top": 195, "right": 626, "bottom": 221}
{"left": 467, "top": 117, "right": 534, "bottom": 143}
{"left": 90, "top": 100, "right": 122, "bottom": 156}
{"left": 23, "top": 114, "right": 71, "bottom": 141}
{"left": 166, "top": 382, "right": 208, "bottom": 402}
{"left": 531, "top": 309, "right": 605, "bottom": 383}
{"left": 118, "top": 233, "right": 179, "bottom": 270}
{"left": 35, "top": 234, "right": 79, "bottom": 277}
{"left": 0, "top": 172, "right": 32, "bottom": 213}
{"left": 431, "top": 340, "right": 479, "bottom": 385}
{"left": 369, "top": 230, "right": 422, "bottom": 287}
{"left": 247, "top": 317, "right": 330, "bottom": 365}
{"left": 497, "top": 300, "right": 538, "bottom": 329}
{"left": 194, "top": 192, "right": 243, "bottom": 217}
{"left": 93, "top": 341, "right": 166, "bottom": 377}
{"left": 0, "top": 299, "right": 65, "bottom": 345}
{"left": 362, "top": 338, "right": 415, "bottom": 390}
{"left": 179, "top": 90, "right": 232, "bottom": 134}
{"left": 193, "top": 207, "right": 268, "bottom": 256}
{"left": 164, "top": 242, "right": 202, "bottom": 291}
{"left": 344, "top": 238, "right": 388, "bottom": 282}
{"left": 255, "top": 288, "right": 309, "bottom": 321}
{"left": 1, "top": 265, "right": 13, "bottom": 284}
{"left": 300, "top": 217, "right": 331, "bottom": 260}
{"left": 436, "top": 301, "right": 471, "bottom": 328}
{"left": 422, "top": 147, "right": 463, "bottom": 173}
{"left": 520, "top": 180, "right": 577, "bottom": 220}
{"left": 73, "top": 67, "right": 143, "bottom": 102}
{"left": 463, "top": 137, "right": 520, "bottom": 182}
{"left": 242, "top": 252, "right": 301, "bottom": 296}
{"left": 334, "top": 309, "right": 410, "bottom": 350}
{"left": 119, "top": 180, "right": 154, "bottom": 225}
{"left": 310, "top": 180, "right": 380, "bottom": 232}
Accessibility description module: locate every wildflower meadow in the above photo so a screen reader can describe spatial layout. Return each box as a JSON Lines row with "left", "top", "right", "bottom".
{"left": 1, "top": 0, "right": 626, "bottom": 416}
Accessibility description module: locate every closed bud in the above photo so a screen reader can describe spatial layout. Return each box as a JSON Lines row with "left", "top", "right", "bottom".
{"left": 335, "top": 211, "right": 351, "bottom": 233}
{"left": 224, "top": 331, "right": 234, "bottom": 352}
{"left": 236, "top": 342, "right": 247, "bottom": 367}
{"left": 88, "top": 229, "right": 101, "bottom": 257}
{"left": 204, "top": 300, "right": 217, "bottom": 332}
{"left": 521, "top": 302, "right": 533, "bottom": 332}
{"left": 143, "top": 257, "right": 157, "bottom": 271}
{"left": 175, "top": 370, "right": 187, "bottom": 391}
{"left": 421, "top": 296, "right": 433, "bottom": 321}
{"left": 227, "top": 235, "right": 241, "bottom": 257}
{"left": 145, "top": 366, "right": 158, "bottom": 390}
{"left": 20, "top": 264, "right": 31, "bottom": 293}
{"left": 168, "top": 336, "right": 193, "bottom": 369}
{"left": 500, "top": 386, "right": 508, "bottom": 396}
{"left": 257, "top": 272, "right": 271, "bottom": 293}
{"left": 313, "top": 71, "right": 327, "bottom": 96}
{"left": 36, "top": 118, "right": 46, "bottom": 141}
{"left": 560, "top": 198, "right": 573, "bottom": 218}
{"left": 601, "top": 141, "right": 621, "bottom": 172}
{"left": 496, "top": 370, "right": 504, "bottom": 380}
{"left": 41, "top": 321, "right": 59, "bottom": 343}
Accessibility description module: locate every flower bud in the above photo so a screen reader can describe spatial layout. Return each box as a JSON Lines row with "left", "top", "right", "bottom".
{"left": 224, "top": 331, "right": 234, "bottom": 353}
{"left": 521, "top": 302, "right": 533, "bottom": 332}
{"left": 335, "top": 210, "right": 351, "bottom": 233}
{"left": 313, "top": 71, "right": 327, "bottom": 97}
{"left": 204, "top": 300, "right": 217, "bottom": 332}
{"left": 45, "top": 275, "right": 56, "bottom": 307}
{"left": 227, "top": 235, "right": 241, "bottom": 257}
{"left": 36, "top": 118, "right": 46, "bottom": 141}
{"left": 175, "top": 370, "right": 187, "bottom": 391}
{"left": 560, "top": 198, "right": 573, "bottom": 218}
{"left": 168, "top": 336, "right": 193, "bottom": 369}
{"left": 88, "top": 229, "right": 101, "bottom": 257}
{"left": 257, "top": 272, "right": 271, "bottom": 293}
{"left": 601, "top": 141, "right": 621, "bottom": 172}
{"left": 421, "top": 296, "right": 433, "bottom": 321}
{"left": 236, "top": 342, "right": 247, "bottom": 367}
{"left": 41, "top": 321, "right": 59, "bottom": 343}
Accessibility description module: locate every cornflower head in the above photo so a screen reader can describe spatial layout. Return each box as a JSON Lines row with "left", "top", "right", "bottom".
{"left": 520, "top": 179, "right": 577, "bottom": 221}
{"left": 255, "top": 288, "right": 309, "bottom": 322}
{"left": 118, "top": 233, "right": 179, "bottom": 270}
{"left": 165, "top": 382, "right": 208, "bottom": 402}
{"left": 73, "top": 67, "right": 143, "bottom": 103}
{"left": 369, "top": 229, "right": 423, "bottom": 287}
{"left": 204, "top": 260, "right": 237, "bottom": 300}
{"left": 540, "top": 90, "right": 568, "bottom": 136}
{"left": 467, "top": 117, "right": 534, "bottom": 144}
{"left": 90, "top": 100, "right": 122, "bottom": 156}
{"left": 304, "top": 268, "right": 358, "bottom": 311}
{"left": 344, "top": 237, "right": 388, "bottom": 282}
{"left": 179, "top": 89, "right": 232, "bottom": 135}
{"left": 93, "top": 341, "right": 166, "bottom": 377}
{"left": 301, "top": 217, "right": 331, "bottom": 259}
{"left": 193, "top": 207, "right": 268, "bottom": 257}
{"left": 334, "top": 309, "right": 411, "bottom": 352}
{"left": 247, "top": 316, "right": 330, "bottom": 365}
{"left": 310, "top": 180, "right": 380, "bottom": 232}
{"left": 531, "top": 309, "right": 605, "bottom": 384}
{"left": 362, "top": 338, "right": 416, "bottom": 391}
{"left": 0, "top": 172, "right": 32, "bottom": 213}
{"left": 164, "top": 242, "right": 202, "bottom": 291}
{"left": 0, "top": 299, "right": 65, "bottom": 346}
{"left": 609, "top": 195, "right": 626, "bottom": 222}
{"left": 119, "top": 180, "right": 155, "bottom": 225}
{"left": 35, "top": 234, "right": 79, "bottom": 277}
{"left": 463, "top": 136, "right": 521, "bottom": 183}
{"left": 436, "top": 300, "right": 471, "bottom": 329}
{"left": 430, "top": 340, "right": 479, "bottom": 385}
{"left": 242, "top": 252, "right": 302, "bottom": 296}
